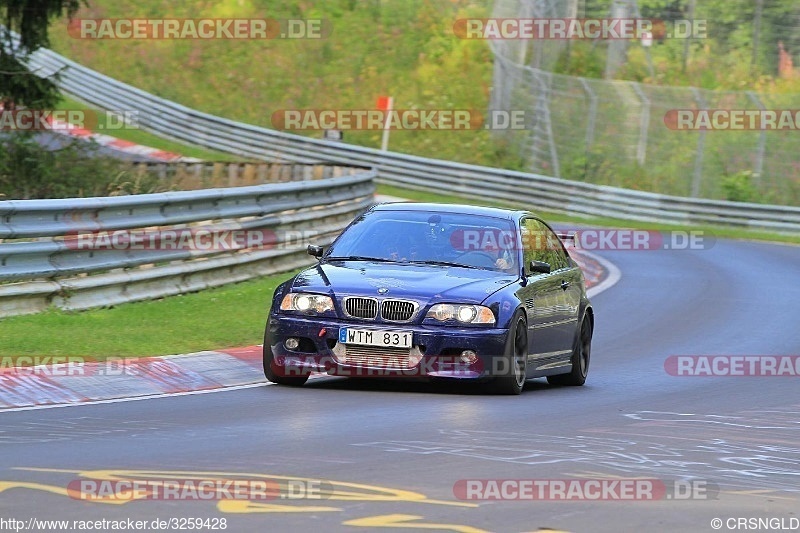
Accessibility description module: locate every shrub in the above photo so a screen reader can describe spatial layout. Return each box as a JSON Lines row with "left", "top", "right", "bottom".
{"left": 720, "top": 171, "right": 760, "bottom": 203}
{"left": 0, "top": 134, "right": 160, "bottom": 199}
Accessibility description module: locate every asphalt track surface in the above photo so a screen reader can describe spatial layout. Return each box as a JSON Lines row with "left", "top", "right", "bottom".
{"left": 0, "top": 238, "right": 799, "bottom": 533}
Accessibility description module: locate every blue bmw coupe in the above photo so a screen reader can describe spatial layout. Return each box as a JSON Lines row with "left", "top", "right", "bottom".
{"left": 263, "top": 203, "right": 593, "bottom": 394}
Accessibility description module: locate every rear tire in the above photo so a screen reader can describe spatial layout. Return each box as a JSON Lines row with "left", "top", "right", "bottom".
{"left": 488, "top": 314, "right": 527, "bottom": 395}
{"left": 547, "top": 315, "right": 592, "bottom": 387}
{"left": 263, "top": 319, "right": 309, "bottom": 387}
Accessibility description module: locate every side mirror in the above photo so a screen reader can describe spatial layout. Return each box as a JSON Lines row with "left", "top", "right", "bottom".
{"left": 529, "top": 260, "right": 551, "bottom": 275}
{"left": 307, "top": 244, "right": 324, "bottom": 258}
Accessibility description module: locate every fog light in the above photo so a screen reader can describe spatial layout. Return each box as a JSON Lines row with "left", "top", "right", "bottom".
{"left": 460, "top": 350, "right": 478, "bottom": 364}
{"left": 284, "top": 338, "right": 300, "bottom": 350}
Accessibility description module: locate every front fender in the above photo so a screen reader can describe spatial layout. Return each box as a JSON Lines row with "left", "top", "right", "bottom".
{"left": 270, "top": 280, "right": 294, "bottom": 316}
{"left": 482, "top": 284, "right": 524, "bottom": 330}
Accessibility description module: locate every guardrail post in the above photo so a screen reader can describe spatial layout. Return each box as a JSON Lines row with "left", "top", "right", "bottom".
{"left": 211, "top": 163, "right": 222, "bottom": 183}
{"left": 227, "top": 163, "right": 237, "bottom": 187}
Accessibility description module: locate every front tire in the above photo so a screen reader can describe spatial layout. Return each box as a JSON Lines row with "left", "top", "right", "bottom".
{"left": 547, "top": 315, "right": 592, "bottom": 386}
{"left": 489, "top": 314, "right": 528, "bottom": 395}
{"left": 263, "top": 319, "right": 309, "bottom": 387}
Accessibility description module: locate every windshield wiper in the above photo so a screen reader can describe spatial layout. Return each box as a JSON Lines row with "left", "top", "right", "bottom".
{"left": 407, "top": 260, "right": 487, "bottom": 270}
{"left": 325, "top": 255, "right": 401, "bottom": 263}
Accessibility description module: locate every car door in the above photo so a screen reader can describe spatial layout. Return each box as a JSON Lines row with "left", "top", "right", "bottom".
{"left": 517, "top": 217, "right": 569, "bottom": 371}
{"left": 534, "top": 220, "right": 582, "bottom": 364}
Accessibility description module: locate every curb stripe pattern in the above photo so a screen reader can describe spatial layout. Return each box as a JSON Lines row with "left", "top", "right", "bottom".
{"left": 47, "top": 116, "right": 201, "bottom": 162}
{"left": 0, "top": 349, "right": 263, "bottom": 410}
{"left": 0, "top": 253, "right": 613, "bottom": 411}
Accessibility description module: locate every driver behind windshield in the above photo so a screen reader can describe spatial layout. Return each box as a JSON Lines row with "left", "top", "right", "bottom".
{"left": 383, "top": 233, "right": 420, "bottom": 262}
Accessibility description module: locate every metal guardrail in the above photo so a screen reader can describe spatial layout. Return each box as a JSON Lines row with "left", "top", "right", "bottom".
{"left": 25, "top": 46, "right": 800, "bottom": 233}
{"left": 128, "top": 161, "right": 363, "bottom": 186}
{"left": 0, "top": 169, "right": 375, "bottom": 317}
{"left": 120, "top": 161, "right": 369, "bottom": 192}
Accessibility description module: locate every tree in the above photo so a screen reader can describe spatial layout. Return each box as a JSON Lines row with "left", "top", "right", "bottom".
{"left": 1, "top": 0, "right": 84, "bottom": 110}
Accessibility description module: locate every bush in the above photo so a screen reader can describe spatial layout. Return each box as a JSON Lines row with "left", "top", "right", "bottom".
{"left": 0, "top": 134, "right": 161, "bottom": 199}
{"left": 720, "top": 171, "right": 760, "bottom": 203}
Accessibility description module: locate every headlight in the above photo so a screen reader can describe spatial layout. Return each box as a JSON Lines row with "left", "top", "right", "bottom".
{"left": 426, "top": 304, "right": 495, "bottom": 325}
{"left": 280, "top": 293, "right": 334, "bottom": 314}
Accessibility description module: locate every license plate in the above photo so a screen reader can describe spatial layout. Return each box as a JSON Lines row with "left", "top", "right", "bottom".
{"left": 339, "top": 328, "right": 413, "bottom": 348}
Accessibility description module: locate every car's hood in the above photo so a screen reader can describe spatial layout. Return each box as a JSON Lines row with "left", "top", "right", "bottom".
{"left": 292, "top": 260, "right": 518, "bottom": 304}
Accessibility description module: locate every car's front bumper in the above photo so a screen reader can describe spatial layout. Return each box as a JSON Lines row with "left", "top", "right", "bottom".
{"left": 266, "top": 314, "right": 510, "bottom": 380}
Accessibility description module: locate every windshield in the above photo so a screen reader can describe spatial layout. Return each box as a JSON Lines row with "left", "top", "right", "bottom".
{"left": 326, "top": 209, "right": 519, "bottom": 273}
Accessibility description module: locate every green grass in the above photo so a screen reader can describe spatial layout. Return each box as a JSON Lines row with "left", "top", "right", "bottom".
{"left": 43, "top": 1, "right": 800, "bottom": 204}
{"left": 55, "top": 96, "right": 240, "bottom": 162}
{"left": 44, "top": 1, "right": 800, "bottom": 204}
{"left": 46, "top": 1, "right": 519, "bottom": 169}
{"left": 0, "top": 271, "right": 299, "bottom": 359}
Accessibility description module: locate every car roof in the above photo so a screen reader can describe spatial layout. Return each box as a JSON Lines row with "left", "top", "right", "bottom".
{"left": 371, "top": 202, "right": 530, "bottom": 221}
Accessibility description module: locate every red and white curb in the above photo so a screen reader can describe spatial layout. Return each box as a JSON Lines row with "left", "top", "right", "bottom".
{"left": 48, "top": 116, "right": 201, "bottom": 162}
{"left": 578, "top": 248, "right": 621, "bottom": 299}
{"left": 0, "top": 346, "right": 264, "bottom": 411}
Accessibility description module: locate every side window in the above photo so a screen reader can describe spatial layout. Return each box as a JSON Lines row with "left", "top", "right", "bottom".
{"left": 521, "top": 218, "right": 570, "bottom": 273}
{"left": 521, "top": 219, "right": 541, "bottom": 271}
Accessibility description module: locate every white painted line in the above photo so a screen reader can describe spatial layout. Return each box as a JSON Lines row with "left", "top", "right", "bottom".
{"left": 0, "top": 372, "right": 337, "bottom": 414}
{"left": 0, "top": 382, "right": 270, "bottom": 414}
{"left": 584, "top": 249, "right": 622, "bottom": 299}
